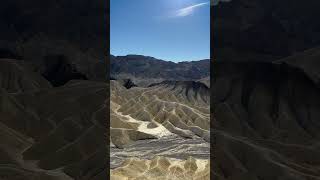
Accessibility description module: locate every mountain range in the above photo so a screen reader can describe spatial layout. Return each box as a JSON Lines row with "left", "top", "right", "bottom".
{"left": 110, "top": 55, "right": 210, "bottom": 86}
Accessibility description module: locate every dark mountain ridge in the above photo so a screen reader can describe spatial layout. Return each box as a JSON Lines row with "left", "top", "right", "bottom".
{"left": 110, "top": 54, "right": 210, "bottom": 86}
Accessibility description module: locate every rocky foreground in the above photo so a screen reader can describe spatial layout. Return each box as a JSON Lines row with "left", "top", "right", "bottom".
{"left": 111, "top": 156, "right": 209, "bottom": 180}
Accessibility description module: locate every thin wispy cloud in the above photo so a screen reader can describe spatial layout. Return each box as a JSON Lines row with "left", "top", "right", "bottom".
{"left": 174, "top": 2, "right": 209, "bottom": 17}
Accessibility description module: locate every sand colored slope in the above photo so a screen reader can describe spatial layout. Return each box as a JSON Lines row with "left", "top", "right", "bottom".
{"left": 111, "top": 156, "right": 209, "bottom": 180}
{"left": 110, "top": 80, "right": 210, "bottom": 148}
{"left": 110, "top": 79, "right": 210, "bottom": 179}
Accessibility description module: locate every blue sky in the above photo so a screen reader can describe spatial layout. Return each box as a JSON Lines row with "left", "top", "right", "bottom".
{"left": 111, "top": 0, "right": 210, "bottom": 62}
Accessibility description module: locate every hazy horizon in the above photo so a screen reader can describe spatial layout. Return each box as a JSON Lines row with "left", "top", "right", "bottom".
{"left": 111, "top": 53, "right": 210, "bottom": 62}
{"left": 111, "top": 0, "right": 210, "bottom": 62}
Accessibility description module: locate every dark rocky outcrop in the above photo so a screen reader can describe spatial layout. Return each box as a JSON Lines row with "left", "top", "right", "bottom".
{"left": 42, "top": 54, "right": 88, "bottom": 86}
{"left": 121, "top": 79, "right": 137, "bottom": 89}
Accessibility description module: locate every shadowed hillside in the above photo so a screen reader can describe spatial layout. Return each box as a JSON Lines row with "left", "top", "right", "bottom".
{"left": 212, "top": 1, "right": 320, "bottom": 179}
{"left": 0, "top": 0, "right": 108, "bottom": 179}
{"left": 212, "top": 51, "right": 320, "bottom": 180}
{"left": 0, "top": 59, "right": 108, "bottom": 180}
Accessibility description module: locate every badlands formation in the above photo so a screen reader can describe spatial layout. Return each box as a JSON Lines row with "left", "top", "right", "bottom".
{"left": 0, "top": 59, "right": 108, "bottom": 180}
{"left": 110, "top": 80, "right": 210, "bottom": 179}
{"left": 211, "top": 58, "right": 320, "bottom": 180}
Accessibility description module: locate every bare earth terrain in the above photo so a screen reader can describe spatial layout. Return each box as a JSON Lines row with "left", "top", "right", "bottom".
{"left": 110, "top": 79, "right": 210, "bottom": 179}
{"left": 0, "top": 59, "right": 108, "bottom": 180}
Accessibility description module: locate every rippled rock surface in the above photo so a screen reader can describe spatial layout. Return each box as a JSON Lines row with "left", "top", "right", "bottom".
{"left": 110, "top": 79, "right": 210, "bottom": 179}
{"left": 110, "top": 136, "right": 209, "bottom": 169}
{"left": 0, "top": 59, "right": 108, "bottom": 180}
{"left": 111, "top": 156, "right": 209, "bottom": 180}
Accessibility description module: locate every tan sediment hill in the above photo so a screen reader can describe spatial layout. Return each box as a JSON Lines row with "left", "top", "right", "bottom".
{"left": 110, "top": 80, "right": 210, "bottom": 148}
{"left": 111, "top": 156, "right": 209, "bottom": 180}
{"left": 0, "top": 59, "right": 108, "bottom": 180}
{"left": 110, "top": 79, "right": 210, "bottom": 179}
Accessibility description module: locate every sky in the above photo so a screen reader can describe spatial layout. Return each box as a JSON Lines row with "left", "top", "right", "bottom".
{"left": 111, "top": 0, "right": 210, "bottom": 62}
